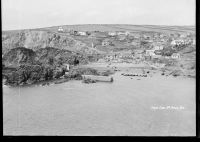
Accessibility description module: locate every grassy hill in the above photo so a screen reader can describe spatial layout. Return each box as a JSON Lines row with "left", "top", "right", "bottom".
{"left": 2, "top": 24, "right": 195, "bottom": 57}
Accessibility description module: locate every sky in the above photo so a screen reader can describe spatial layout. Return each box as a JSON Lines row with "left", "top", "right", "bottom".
{"left": 2, "top": 0, "right": 195, "bottom": 30}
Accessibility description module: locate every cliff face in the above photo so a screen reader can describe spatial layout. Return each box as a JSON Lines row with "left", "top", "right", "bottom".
{"left": 2, "top": 47, "right": 37, "bottom": 67}
{"left": 2, "top": 46, "right": 90, "bottom": 67}
{"left": 2, "top": 30, "right": 77, "bottom": 54}
{"left": 35, "top": 47, "right": 89, "bottom": 65}
{"left": 2, "top": 30, "right": 104, "bottom": 56}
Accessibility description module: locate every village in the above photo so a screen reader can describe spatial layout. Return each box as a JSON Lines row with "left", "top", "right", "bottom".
{"left": 55, "top": 26, "right": 195, "bottom": 81}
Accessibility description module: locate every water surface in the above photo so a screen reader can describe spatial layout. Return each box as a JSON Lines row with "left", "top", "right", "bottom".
{"left": 3, "top": 72, "right": 195, "bottom": 136}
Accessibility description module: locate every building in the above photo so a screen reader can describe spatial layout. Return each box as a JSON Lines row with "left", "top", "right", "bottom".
{"left": 102, "top": 39, "right": 111, "bottom": 46}
{"left": 58, "top": 27, "right": 64, "bottom": 32}
{"left": 171, "top": 53, "right": 180, "bottom": 59}
{"left": 152, "top": 55, "right": 162, "bottom": 59}
{"left": 146, "top": 50, "right": 155, "bottom": 56}
{"left": 121, "top": 53, "right": 134, "bottom": 58}
{"left": 125, "top": 31, "right": 130, "bottom": 36}
{"left": 108, "top": 32, "right": 117, "bottom": 36}
{"left": 78, "top": 31, "right": 87, "bottom": 36}
{"left": 117, "top": 31, "right": 127, "bottom": 35}
{"left": 153, "top": 46, "right": 164, "bottom": 50}
{"left": 102, "top": 41, "right": 110, "bottom": 46}
{"left": 105, "top": 54, "right": 116, "bottom": 60}
{"left": 171, "top": 40, "right": 184, "bottom": 46}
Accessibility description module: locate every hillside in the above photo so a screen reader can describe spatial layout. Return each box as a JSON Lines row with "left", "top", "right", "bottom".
{"left": 2, "top": 47, "right": 91, "bottom": 68}
{"left": 2, "top": 47, "right": 37, "bottom": 67}
{"left": 2, "top": 24, "right": 195, "bottom": 56}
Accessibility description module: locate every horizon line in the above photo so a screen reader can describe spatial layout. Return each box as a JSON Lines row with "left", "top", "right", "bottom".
{"left": 2, "top": 24, "right": 195, "bottom": 32}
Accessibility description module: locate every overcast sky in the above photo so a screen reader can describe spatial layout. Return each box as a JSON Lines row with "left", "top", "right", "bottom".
{"left": 2, "top": 0, "right": 195, "bottom": 30}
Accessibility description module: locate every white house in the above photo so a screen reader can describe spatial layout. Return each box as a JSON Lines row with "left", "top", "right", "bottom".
{"left": 171, "top": 40, "right": 184, "bottom": 46}
{"left": 125, "top": 31, "right": 130, "bottom": 36}
{"left": 102, "top": 41, "right": 110, "bottom": 46}
{"left": 58, "top": 27, "right": 64, "bottom": 32}
{"left": 171, "top": 53, "right": 180, "bottom": 59}
{"left": 146, "top": 50, "right": 155, "bottom": 56}
{"left": 180, "top": 34, "right": 187, "bottom": 38}
{"left": 108, "top": 32, "right": 117, "bottom": 36}
{"left": 117, "top": 31, "right": 126, "bottom": 35}
{"left": 153, "top": 46, "right": 164, "bottom": 50}
{"left": 78, "top": 31, "right": 87, "bottom": 36}
{"left": 171, "top": 40, "right": 176, "bottom": 46}
{"left": 152, "top": 55, "right": 162, "bottom": 59}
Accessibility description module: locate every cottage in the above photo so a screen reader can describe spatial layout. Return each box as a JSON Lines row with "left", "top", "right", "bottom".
{"left": 102, "top": 39, "right": 111, "bottom": 46}
{"left": 153, "top": 46, "right": 163, "bottom": 50}
{"left": 125, "top": 31, "right": 130, "bottom": 36}
{"left": 78, "top": 31, "right": 87, "bottom": 36}
{"left": 171, "top": 40, "right": 176, "bottom": 46}
{"left": 118, "top": 52, "right": 134, "bottom": 59}
{"left": 146, "top": 50, "right": 155, "bottom": 56}
{"left": 171, "top": 53, "right": 180, "bottom": 59}
{"left": 102, "top": 41, "right": 110, "bottom": 46}
{"left": 108, "top": 32, "right": 117, "bottom": 36}
{"left": 171, "top": 40, "right": 184, "bottom": 46}
{"left": 105, "top": 54, "right": 113, "bottom": 60}
{"left": 58, "top": 27, "right": 64, "bottom": 32}
{"left": 117, "top": 31, "right": 126, "bottom": 35}
{"left": 70, "top": 30, "right": 78, "bottom": 35}
{"left": 152, "top": 55, "right": 162, "bottom": 59}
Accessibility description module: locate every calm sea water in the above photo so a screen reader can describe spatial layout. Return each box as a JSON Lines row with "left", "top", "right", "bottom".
{"left": 3, "top": 72, "right": 196, "bottom": 136}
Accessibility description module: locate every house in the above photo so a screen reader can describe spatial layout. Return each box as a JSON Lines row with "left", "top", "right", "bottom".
{"left": 70, "top": 30, "right": 78, "bottom": 35}
{"left": 108, "top": 32, "right": 117, "bottom": 36}
{"left": 171, "top": 53, "right": 180, "bottom": 59}
{"left": 58, "top": 27, "right": 64, "bottom": 32}
{"left": 102, "top": 41, "right": 110, "bottom": 46}
{"left": 121, "top": 53, "right": 134, "bottom": 58}
{"left": 117, "top": 31, "right": 127, "bottom": 35}
{"left": 102, "top": 39, "right": 111, "bottom": 46}
{"left": 105, "top": 54, "right": 115, "bottom": 60}
{"left": 146, "top": 50, "right": 155, "bottom": 56}
{"left": 154, "top": 50, "right": 162, "bottom": 55}
{"left": 171, "top": 40, "right": 176, "bottom": 46}
{"left": 153, "top": 46, "right": 163, "bottom": 50}
{"left": 125, "top": 31, "right": 130, "bottom": 36}
{"left": 152, "top": 55, "right": 162, "bottom": 59}
{"left": 78, "top": 31, "right": 87, "bottom": 36}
